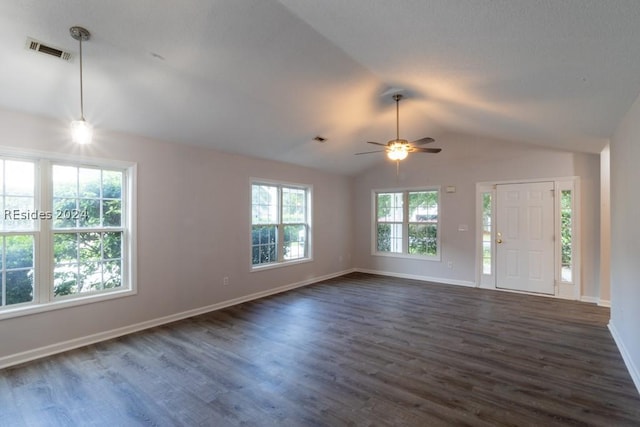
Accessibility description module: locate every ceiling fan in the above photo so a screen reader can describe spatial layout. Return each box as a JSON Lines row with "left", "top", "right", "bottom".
{"left": 356, "top": 93, "right": 441, "bottom": 161}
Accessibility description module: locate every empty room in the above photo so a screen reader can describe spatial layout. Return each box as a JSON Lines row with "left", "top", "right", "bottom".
{"left": 1, "top": 1, "right": 639, "bottom": 425}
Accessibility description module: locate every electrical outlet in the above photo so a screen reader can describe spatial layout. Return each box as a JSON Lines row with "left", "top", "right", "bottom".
{"left": 223, "top": 276, "right": 229, "bottom": 286}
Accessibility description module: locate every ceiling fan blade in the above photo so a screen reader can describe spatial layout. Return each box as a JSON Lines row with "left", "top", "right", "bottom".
{"left": 355, "top": 150, "right": 385, "bottom": 155}
{"left": 412, "top": 147, "right": 442, "bottom": 153}
{"left": 412, "top": 137, "right": 435, "bottom": 145}
{"left": 367, "top": 141, "right": 388, "bottom": 147}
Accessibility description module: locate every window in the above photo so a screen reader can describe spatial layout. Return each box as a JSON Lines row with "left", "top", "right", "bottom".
{"left": 251, "top": 181, "right": 311, "bottom": 268}
{"left": 375, "top": 189, "right": 439, "bottom": 258}
{"left": 560, "top": 189, "right": 573, "bottom": 282}
{"left": 52, "top": 166, "right": 124, "bottom": 297}
{"left": 482, "top": 192, "right": 492, "bottom": 275}
{"left": 376, "top": 192, "right": 403, "bottom": 253}
{"left": 0, "top": 153, "right": 135, "bottom": 319}
{"left": 1, "top": 159, "right": 36, "bottom": 307}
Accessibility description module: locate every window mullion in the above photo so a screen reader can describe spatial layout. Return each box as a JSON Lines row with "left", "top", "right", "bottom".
{"left": 277, "top": 224, "right": 284, "bottom": 262}
{"left": 278, "top": 186, "right": 284, "bottom": 262}
{"left": 37, "top": 159, "right": 52, "bottom": 304}
{"left": 403, "top": 191, "right": 409, "bottom": 254}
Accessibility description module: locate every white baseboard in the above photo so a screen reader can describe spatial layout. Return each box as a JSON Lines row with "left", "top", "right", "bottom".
{"left": 608, "top": 321, "right": 640, "bottom": 395}
{"left": 0, "top": 268, "right": 356, "bottom": 370}
{"left": 572, "top": 296, "right": 611, "bottom": 307}
{"left": 580, "top": 296, "right": 599, "bottom": 304}
{"left": 355, "top": 268, "right": 476, "bottom": 288}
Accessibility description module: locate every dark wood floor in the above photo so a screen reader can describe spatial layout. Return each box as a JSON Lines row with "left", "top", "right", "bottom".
{"left": 1, "top": 273, "right": 639, "bottom": 426}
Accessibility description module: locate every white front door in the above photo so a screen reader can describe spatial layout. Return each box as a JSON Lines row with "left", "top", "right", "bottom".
{"left": 496, "top": 182, "right": 555, "bottom": 295}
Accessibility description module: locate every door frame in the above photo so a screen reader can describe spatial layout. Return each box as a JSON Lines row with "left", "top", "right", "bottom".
{"left": 475, "top": 177, "right": 580, "bottom": 300}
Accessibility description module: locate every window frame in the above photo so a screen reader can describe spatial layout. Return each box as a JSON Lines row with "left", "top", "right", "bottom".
{"left": 371, "top": 187, "right": 441, "bottom": 261}
{"left": 481, "top": 191, "right": 493, "bottom": 275}
{"left": 556, "top": 179, "right": 579, "bottom": 292}
{"left": 0, "top": 156, "right": 38, "bottom": 309}
{"left": 250, "top": 178, "right": 312, "bottom": 271}
{"left": 0, "top": 148, "right": 137, "bottom": 321}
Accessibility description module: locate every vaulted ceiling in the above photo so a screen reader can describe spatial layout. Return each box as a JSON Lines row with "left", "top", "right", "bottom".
{"left": 1, "top": 1, "right": 640, "bottom": 175}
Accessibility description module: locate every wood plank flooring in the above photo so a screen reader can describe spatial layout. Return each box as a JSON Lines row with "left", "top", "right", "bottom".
{"left": 1, "top": 272, "right": 639, "bottom": 426}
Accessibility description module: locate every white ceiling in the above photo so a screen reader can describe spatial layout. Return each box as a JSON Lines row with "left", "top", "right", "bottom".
{"left": 1, "top": 0, "right": 639, "bottom": 175}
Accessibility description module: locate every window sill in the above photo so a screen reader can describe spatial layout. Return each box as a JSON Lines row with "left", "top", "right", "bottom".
{"left": 372, "top": 252, "right": 441, "bottom": 262}
{"left": 251, "top": 257, "right": 313, "bottom": 272}
{"left": 0, "top": 288, "right": 136, "bottom": 321}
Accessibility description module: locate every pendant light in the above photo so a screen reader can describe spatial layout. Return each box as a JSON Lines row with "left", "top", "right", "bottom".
{"left": 386, "top": 94, "right": 409, "bottom": 161}
{"left": 69, "top": 26, "right": 92, "bottom": 144}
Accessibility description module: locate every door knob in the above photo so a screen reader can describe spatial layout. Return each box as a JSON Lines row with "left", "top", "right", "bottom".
{"left": 497, "top": 238, "right": 503, "bottom": 243}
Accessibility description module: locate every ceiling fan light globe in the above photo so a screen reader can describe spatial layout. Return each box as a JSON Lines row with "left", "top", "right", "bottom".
{"left": 387, "top": 146, "right": 408, "bottom": 161}
{"left": 71, "top": 119, "right": 93, "bottom": 144}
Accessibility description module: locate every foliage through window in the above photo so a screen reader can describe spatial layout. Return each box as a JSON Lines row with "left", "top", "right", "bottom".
{"left": 560, "top": 190, "right": 573, "bottom": 282}
{"left": 0, "top": 154, "right": 134, "bottom": 316}
{"left": 52, "top": 166, "right": 124, "bottom": 297}
{"left": 482, "top": 192, "right": 492, "bottom": 275}
{"left": 1, "top": 159, "right": 36, "bottom": 307}
{"left": 251, "top": 181, "right": 310, "bottom": 267}
{"left": 375, "top": 189, "right": 439, "bottom": 257}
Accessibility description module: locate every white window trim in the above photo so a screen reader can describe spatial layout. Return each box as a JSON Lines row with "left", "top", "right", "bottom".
{"left": 476, "top": 184, "right": 496, "bottom": 288}
{"left": 0, "top": 147, "right": 137, "bottom": 321}
{"left": 556, "top": 179, "right": 580, "bottom": 300}
{"left": 371, "top": 186, "right": 442, "bottom": 261}
{"left": 250, "top": 177, "right": 313, "bottom": 271}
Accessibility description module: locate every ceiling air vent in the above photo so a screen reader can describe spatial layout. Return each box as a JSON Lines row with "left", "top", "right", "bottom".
{"left": 25, "top": 37, "right": 73, "bottom": 61}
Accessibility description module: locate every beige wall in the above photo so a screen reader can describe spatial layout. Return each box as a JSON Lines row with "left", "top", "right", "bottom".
{"left": 610, "top": 93, "right": 640, "bottom": 391}
{"left": 0, "top": 109, "right": 611, "bottom": 372}
{"left": 0, "top": 109, "right": 354, "bottom": 361}
{"left": 353, "top": 131, "right": 601, "bottom": 297}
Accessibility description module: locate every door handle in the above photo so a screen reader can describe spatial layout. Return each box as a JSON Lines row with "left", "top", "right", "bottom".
{"left": 496, "top": 232, "right": 502, "bottom": 244}
{"left": 496, "top": 239, "right": 503, "bottom": 243}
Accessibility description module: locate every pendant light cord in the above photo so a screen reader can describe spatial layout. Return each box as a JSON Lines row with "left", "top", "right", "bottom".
{"left": 78, "top": 37, "right": 85, "bottom": 120}
{"left": 396, "top": 96, "right": 400, "bottom": 140}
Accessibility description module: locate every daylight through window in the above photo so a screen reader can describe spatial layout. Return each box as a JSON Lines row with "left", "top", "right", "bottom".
{"left": 0, "top": 159, "right": 36, "bottom": 307}
{"left": 482, "top": 192, "right": 492, "bottom": 275}
{"left": 560, "top": 190, "right": 573, "bottom": 282}
{"left": 52, "top": 165, "right": 124, "bottom": 297}
{"left": 375, "top": 189, "right": 439, "bottom": 258}
{"left": 251, "top": 181, "right": 311, "bottom": 267}
{"left": 0, "top": 154, "right": 135, "bottom": 317}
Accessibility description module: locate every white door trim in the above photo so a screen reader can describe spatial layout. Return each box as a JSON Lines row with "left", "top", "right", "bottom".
{"left": 475, "top": 177, "right": 580, "bottom": 300}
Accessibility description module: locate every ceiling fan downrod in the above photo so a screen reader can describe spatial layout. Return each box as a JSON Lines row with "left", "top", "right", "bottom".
{"left": 393, "top": 93, "right": 402, "bottom": 141}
